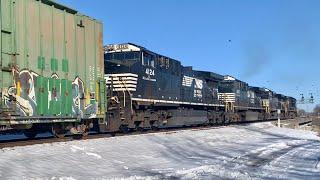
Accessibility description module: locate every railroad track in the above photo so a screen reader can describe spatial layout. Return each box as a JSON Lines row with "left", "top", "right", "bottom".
{"left": 0, "top": 118, "right": 295, "bottom": 149}
{"left": 0, "top": 126, "right": 223, "bottom": 149}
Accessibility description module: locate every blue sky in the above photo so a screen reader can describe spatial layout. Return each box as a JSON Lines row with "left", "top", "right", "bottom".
{"left": 58, "top": 0, "right": 320, "bottom": 111}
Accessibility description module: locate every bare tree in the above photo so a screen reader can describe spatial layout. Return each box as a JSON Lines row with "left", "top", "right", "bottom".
{"left": 314, "top": 104, "right": 320, "bottom": 116}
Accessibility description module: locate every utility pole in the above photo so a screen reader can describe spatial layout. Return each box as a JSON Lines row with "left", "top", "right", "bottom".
{"left": 277, "top": 109, "right": 281, "bottom": 127}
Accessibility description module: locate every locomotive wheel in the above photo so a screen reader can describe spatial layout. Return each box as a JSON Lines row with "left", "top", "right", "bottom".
{"left": 24, "top": 131, "right": 37, "bottom": 139}
{"left": 151, "top": 126, "right": 159, "bottom": 131}
{"left": 119, "top": 125, "right": 129, "bottom": 133}
{"left": 52, "top": 124, "right": 66, "bottom": 138}
{"left": 137, "top": 127, "right": 144, "bottom": 132}
{"left": 224, "top": 115, "right": 230, "bottom": 125}
{"left": 234, "top": 114, "right": 240, "bottom": 122}
{"left": 150, "top": 120, "right": 159, "bottom": 131}
{"left": 217, "top": 114, "right": 224, "bottom": 125}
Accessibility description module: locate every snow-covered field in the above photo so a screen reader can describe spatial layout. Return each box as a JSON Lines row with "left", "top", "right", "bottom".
{"left": 0, "top": 123, "right": 319, "bottom": 180}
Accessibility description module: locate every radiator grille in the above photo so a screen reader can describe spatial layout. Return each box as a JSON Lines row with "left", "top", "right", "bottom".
{"left": 218, "top": 93, "right": 236, "bottom": 103}
{"left": 105, "top": 73, "right": 138, "bottom": 92}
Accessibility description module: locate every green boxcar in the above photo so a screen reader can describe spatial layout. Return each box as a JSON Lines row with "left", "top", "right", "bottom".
{"left": 0, "top": 0, "right": 105, "bottom": 127}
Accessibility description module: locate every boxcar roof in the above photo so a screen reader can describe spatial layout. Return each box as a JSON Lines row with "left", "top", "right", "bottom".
{"left": 42, "top": 0, "right": 78, "bottom": 14}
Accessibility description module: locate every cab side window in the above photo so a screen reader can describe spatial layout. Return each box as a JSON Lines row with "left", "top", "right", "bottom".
{"left": 159, "top": 56, "right": 165, "bottom": 68}
{"left": 142, "top": 52, "right": 155, "bottom": 67}
{"left": 165, "top": 58, "right": 170, "bottom": 69}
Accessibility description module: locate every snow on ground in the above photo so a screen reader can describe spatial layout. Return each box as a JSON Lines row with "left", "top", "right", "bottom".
{"left": 0, "top": 122, "right": 319, "bottom": 180}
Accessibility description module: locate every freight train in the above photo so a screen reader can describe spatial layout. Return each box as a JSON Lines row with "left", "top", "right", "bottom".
{"left": 0, "top": 0, "right": 297, "bottom": 138}
{"left": 103, "top": 43, "right": 297, "bottom": 132}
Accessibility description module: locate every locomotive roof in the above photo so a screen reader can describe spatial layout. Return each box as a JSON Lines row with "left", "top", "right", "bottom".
{"left": 250, "top": 86, "right": 273, "bottom": 92}
{"left": 222, "top": 75, "right": 248, "bottom": 85}
{"left": 104, "top": 43, "right": 181, "bottom": 63}
{"left": 194, "top": 70, "right": 224, "bottom": 81}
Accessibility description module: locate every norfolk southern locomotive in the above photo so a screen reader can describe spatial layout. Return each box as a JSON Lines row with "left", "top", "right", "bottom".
{"left": 103, "top": 43, "right": 297, "bottom": 132}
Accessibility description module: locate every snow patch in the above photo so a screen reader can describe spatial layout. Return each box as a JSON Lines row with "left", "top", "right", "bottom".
{"left": 85, "top": 152, "right": 102, "bottom": 159}
{"left": 50, "top": 177, "right": 77, "bottom": 180}
{"left": 70, "top": 145, "right": 85, "bottom": 152}
{"left": 173, "top": 165, "right": 251, "bottom": 179}
{"left": 116, "top": 176, "right": 159, "bottom": 180}
{"left": 0, "top": 122, "right": 319, "bottom": 179}
{"left": 253, "top": 142, "right": 290, "bottom": 157}
{"left": 70, "top": 145, "right": 101, "bottom": 159}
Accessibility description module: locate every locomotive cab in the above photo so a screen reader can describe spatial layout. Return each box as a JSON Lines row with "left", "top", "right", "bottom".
{"left": 104, "top": 43, "right": 183, "bottom": 131}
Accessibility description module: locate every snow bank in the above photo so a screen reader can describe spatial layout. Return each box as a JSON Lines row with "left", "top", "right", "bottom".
{"left": 0, "top": 123, "right": 319, "bottom": 179}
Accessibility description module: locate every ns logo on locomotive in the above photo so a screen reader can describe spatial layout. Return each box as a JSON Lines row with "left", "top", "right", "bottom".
{"left": 0, "top": 0, "right": 297, "bottom": 138}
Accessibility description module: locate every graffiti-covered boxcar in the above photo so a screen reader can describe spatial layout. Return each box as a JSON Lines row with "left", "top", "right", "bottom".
{"left": 0, "top": 0, "right": 105, "bottom": 137}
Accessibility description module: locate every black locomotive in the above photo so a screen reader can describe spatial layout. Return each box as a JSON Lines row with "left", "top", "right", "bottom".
{"left": 102, "top": 43, "right": 297, "bottom": 132}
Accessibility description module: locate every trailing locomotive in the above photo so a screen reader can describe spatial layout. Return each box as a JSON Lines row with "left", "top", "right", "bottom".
{"left": 103, "top": 43, "right": 297, "bottom": 132}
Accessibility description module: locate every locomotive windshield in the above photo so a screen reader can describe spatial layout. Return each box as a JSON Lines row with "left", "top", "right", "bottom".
{"left": 105, "top": 51, "right": 141, "bottom": 61}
